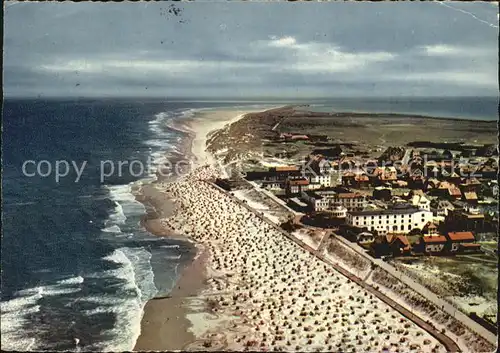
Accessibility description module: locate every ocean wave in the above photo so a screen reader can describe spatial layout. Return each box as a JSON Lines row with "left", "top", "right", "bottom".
{"left": 159, "top": 244, "right": 180, "bottom": 249}
{"left": 103, "top": 184, "right": 146, "bottom": 228}
{"left": 1, "top": 276, "right": 84, "bottom": 351}
{"left": 102, "top": 225, "right": 122, "bottom": 233}
{"left": 94, "top": 247, "right": 157, "bottom": 352}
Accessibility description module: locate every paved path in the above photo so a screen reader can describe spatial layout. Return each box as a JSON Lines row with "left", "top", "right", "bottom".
{"left": 207, "top": 181, "right": 462, "bottom": 352}
{"left": 333, "top": 234, "right": 497, "bottom": 345}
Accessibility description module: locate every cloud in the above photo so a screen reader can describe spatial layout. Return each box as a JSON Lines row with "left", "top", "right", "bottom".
{"left": 259, "top": 36, "right": 395, "bottom": 74}
{"left": 3, "top": 1, "right": 498, "bottom": 98}
{"left": 422, "top": 44, "right": 494, "bottom": 57}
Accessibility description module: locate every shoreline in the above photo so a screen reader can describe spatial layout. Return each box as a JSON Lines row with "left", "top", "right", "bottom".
{"left": 133, "top": 107, "right": 267, "bottom": 351}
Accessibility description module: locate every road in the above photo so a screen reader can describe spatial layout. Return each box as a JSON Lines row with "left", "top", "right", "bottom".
{"left": 208, "top": 181, "right": 463, "bottom": 352}
{"left": 333, "top": 235, "right": 497, "bottom": 346}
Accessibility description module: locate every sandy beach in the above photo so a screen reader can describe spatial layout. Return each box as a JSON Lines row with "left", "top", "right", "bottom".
{"left": 131, "top": 107, "right": 455, "bottom": 352}
{"left": 134, "top": 108, "right": 265, "bottom": 351}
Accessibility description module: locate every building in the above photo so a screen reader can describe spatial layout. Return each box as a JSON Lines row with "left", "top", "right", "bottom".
{"left": 331, "top": 205, "right": 347, "bottom": 218}
{"left": 386, "top": 234, "right": 412, "bottom": 255}
{"left": 431, "top": 199, "right": 455, "bottom": 217}
{"left": 411, "top": 194, "right": 431, "bottom": 211}
{"left": 354, "top": 174, "right": 370, "bottom": 189}
{"left": 446, "top": 204, "right": 485, "bottom": 232}
{"left": 462, "top": 191, "right": 478, "bottom": 204}
{"left": 422, "top": 221, "right": 439, "bottom": 236}
{"left": 372, "top": 166, "right": 398, "bottom": 185}
{"left": 286, "top": 178, "right": 310, "bottom": 196}
{"left": 448, "top": 186, "right": 462, "bottom": 200}
{"left": 309, "top": 173, "right": 333, "bottom": 188}
{"left": 301, "top": 188, "right": 363, "bottom": 213}
{"left": 301, "top": 190, "right": 330, "bottom": 212}
{"left": 446, "top": 231, "right": 477, "bottom": 252}
{"left": 334, "top": 192, "right": 366, "bottom": 211}
{"left": 346, "top": 205, "right": 433, "bottom": 235}
{"left": 420, "top": 235, "right": 447, "bottom": 254}
{"left": 318, "top": 158, "right": 334, "bottom": 174}
{"left": 260, "top": 180, "right": 283, "bottom": 191}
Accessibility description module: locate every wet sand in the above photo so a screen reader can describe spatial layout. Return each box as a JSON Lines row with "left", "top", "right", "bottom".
{"left": 133, "top": 246, "right": 209, "bottom": 351}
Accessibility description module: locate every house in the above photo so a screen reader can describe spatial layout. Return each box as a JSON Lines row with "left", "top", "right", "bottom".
{"left": 318, "top": 158, "right": 334, "bottom": 174}
{"left": 431, "top": 200, "right": 455, "bottom": 217}
{"left": 420, "top": 235, "right": 447, "bottom": 254}
{"left": 301, "top": 189, "right": 365, "bottom": 212}
{"left": 354, "top": 173, "right": 370, "bottom": 189}
{"left": 286, "top": 178, "right": 310, "bottom": 196}
{"left": 426, "top": 178, "right": 441, "bottom": 190}
{"left": 462, "top": 191, "right": 478, "bottom": 204}
{"left": 445, "top": 206, "right": 485, "bottom": 232}
{"left": 422, "top": 221, "right": 439, "bottom": 236}
{"left": 446, "top": 172, "right": 462, "bottom": 184}
{"left": 273, "top": 166, "right": 300, "bottom": 172}
{"left": 333, "top": 192, "right": 366, "bottom": 211}
{"left": 341, "top": 172, "right": 356, "bottom": 187}
{"left": 386, "top": 234, "right": 412, "bottom": 255}
{"left": 459, "top": 178, "right": 482, "bottom": 193}
{"left": 301, "top": 190, "right": 330, "bottom": 212}
{"left": 408, "top": 174, "right": 426, "bottom": 189}
{"left": 309, "top": 173, "right": 332, "bottom": 188}
{"left": 260, "top": 180, "right": 283, "bottom": 191}
{"left": 411, "top": 194, "right": 431, "bottom": 211}
{"left": 331, "top": 205, "right": 348, "bottom": 218}
{"left": 446, "top": 231, "right": 476, "bottom": 253}
{"left": 346, "top": 205, "right": 433, "bottom": 235}
{"left": 448, "top": 186, "right": 462, "bottom": 200}
{"left": 374, "top": 166, "right": 398, "bottom": 183}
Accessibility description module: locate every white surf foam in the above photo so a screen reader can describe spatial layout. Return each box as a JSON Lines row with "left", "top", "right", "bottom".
{"left": 103, "top": 184, "right": 146, "bottom": 230}
{"left": 1, "top": 275, "right": 84, "bottom": 351}
{"left": 85, "top": 247, "right": 157, "bottom": 352}
{"left": 102, "top": 225, "right": 122, "bottom": 233}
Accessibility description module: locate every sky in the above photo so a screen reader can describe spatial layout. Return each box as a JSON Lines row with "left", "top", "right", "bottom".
{"left": 3, "top": 1, "right": 499, "bottom": 98}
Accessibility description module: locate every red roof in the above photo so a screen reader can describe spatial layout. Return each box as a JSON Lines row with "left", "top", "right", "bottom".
{"left": 289, "top": 179, "right": 309, "bottom": 186}
{"left": 460, "top": 243, "right": 481, "bottom": 248}
{"left": 337, "top": 193, "right": 363, "bottom": 199}
{"left": 447, "top": 232, "right": 475, "bottom": 242}
{"left": 355, "top": 174, "right": 369, "bottom": 182}
{"left": 291, "top": 135, "right": 309, "bottom": 140}
{"left": 422, "top": 236, "right": 447, "bottom": 243}
{"left": 275, "top": 166, "right": 299, "bottom": 172}
{"left": 448, "top": 187, "right": 462, "bottom": 196}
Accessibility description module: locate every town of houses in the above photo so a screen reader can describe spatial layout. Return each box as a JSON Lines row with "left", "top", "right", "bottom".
{"left": 235, "top": 143, "right": 498, "bottom": 258}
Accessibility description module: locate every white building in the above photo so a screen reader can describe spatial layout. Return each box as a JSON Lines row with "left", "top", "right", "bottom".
{"left": 331, "top": 205, "right": 347, "bottom": 218}
{"left": 411, "top": 194, "right": 431, "bottom": 211}
{"left": 346, "top": 205, "right": 433, "bottom": 234}
{"left": 301, "top": 189, "right": 365, "bottom": 212}
{"left": 301, "top": 190, "right": 330, "bottom": 211}
{"left": 309, "top": 173, "right": 332, "bottom": 188}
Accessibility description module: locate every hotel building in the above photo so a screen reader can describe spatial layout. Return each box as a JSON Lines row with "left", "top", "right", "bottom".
{"left": 346, "top": 205, "right": 433, "bottom": 234}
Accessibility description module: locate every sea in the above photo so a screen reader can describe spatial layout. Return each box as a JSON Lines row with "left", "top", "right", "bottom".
{"left": 1, "top": 96, "right": 497, "bottom": 351}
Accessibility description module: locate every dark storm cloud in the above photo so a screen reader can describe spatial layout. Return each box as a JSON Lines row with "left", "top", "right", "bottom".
{"left": 3, "top": 1, "right": 498, "bottom": 98}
